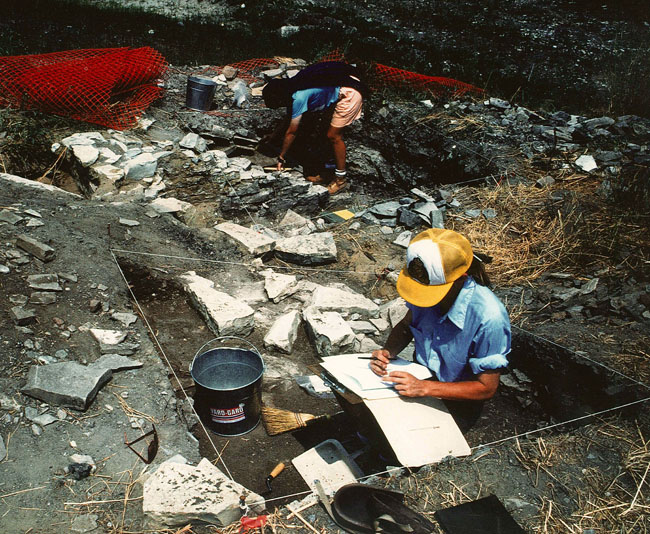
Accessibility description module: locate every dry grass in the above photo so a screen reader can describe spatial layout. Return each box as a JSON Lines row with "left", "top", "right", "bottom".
{"left": 446, "top": 174, "right": 650, "bottom": 289}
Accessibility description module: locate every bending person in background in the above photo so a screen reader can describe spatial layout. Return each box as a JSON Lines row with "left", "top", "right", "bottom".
{"left": 371, "top": 228, "right": 511, "bottom": 430}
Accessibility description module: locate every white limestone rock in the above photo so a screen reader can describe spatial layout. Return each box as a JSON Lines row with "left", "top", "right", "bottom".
{"left": 143, "top": 458, "right": 264, "bottom": 527}
{"left": 274, "top": 232, "right": 337, "bottom": 265}
{"left": 72, "top": 144, "right": 99, "bottom": 167}
{"left": 303, "top": 306, "right": 355, "bottom": 357}
{"left": 309, "top": 284, "right": 379, "bottom": 318}
{"left": 180, "top": 271, "right": 254, "bottom": 336}
{"left": 124, "top": 153, "right": 158, "bottom": 180}
{"left": 262, "top": 270, "right": 298, "bottom": 303}
{"left": 89, "top": 328, "right": 127, "bottom": 345}
{"left": 380, "top": 298, "right": 409, "bottom": 327}
{"left": 264, "top": 310, "right": 301, "bottom": 353}
{"left": 215, "top": 222, "right": 275, "bottom": 256}
{"left": 150, "top": 197, "right": 192, "bottom": 214}
{"left": 179, "top": 133, "right": 208, "bottom": 153}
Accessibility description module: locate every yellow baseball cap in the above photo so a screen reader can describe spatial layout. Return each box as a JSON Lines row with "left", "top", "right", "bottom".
{"left": 396, "top": 228, "right": 473, "bottom": 307}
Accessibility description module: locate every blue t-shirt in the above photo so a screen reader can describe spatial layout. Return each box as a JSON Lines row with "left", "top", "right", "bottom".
{"left": 407, "top": 276, "right": 511, "bottom": 383}
{"left": 291, "top": 87, "right": 340, "bottom": 119}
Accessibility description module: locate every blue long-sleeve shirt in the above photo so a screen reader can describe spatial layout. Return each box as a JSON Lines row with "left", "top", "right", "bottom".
{"left": 407, "top": 276, "right": 511, "bottom": 382}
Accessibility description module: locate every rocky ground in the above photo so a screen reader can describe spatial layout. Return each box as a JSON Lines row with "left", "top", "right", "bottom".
{"left": 1, "top": 2, "right": 650, "bottom": 534}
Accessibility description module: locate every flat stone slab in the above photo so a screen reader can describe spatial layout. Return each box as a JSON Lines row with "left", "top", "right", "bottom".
{"left": 150, "top": 197, "right": 192, "bottom": 214}
{"left": 180, "top": 271, "right": 254, "bottom": 337}
{"left": 21, "top": 361, "right": 112, "bottom": 411}
{"left": 91, "top": 354, "right": 143, "bottom": 372}
{"left": 1, "top": 173, "right": 82, "bottom": 198}
{"left": 100, "top": 342, "right": 139, "bottom": 355}
{"left": 274, "top": 233, "right": 337, "bottom": 266}
{"left": 143, "top": 457, "right": 264, "bottom": 527}
{"left": 303, "top": 306, "right": 355, "bottom": 357}
{"left": 111, "top": 312, "right": 138, "bottom": 326}
{"left": 16, "top": 234, "right": 56, "bottom": 262}
{"left": 380, "top": 298, "right": 409, "bottom": 327}
{"left": 264, "top": 310, "right": 301, "bottom": 353}
{"left": 11, "top": 306, "right": 37, "bottom": 325}
{"left": 0, "top": 210, "right": 24, "bottom": 225}
{"left": 262, "top": 270, "right": 298, "bottom": 302}
{"left": 27, "top": 274, "right": 62, "bottom": 291}
{"left": 309, "top": 284, "right": 379, "bottom": 318}
{"left": 215, "top": 222, "right": 275, "bottom": 256}
{"left": 30, "top": 292, "right": 57, "bottom": 305}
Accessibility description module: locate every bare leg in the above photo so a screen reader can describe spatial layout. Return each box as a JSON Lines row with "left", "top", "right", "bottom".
{"left": 327, "top": 125, "right": 346, "bottom": 172}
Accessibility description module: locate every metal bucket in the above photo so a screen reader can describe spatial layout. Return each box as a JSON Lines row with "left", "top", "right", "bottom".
{"left": 185, "top": 76, "right": 217, "bottom": 111}
{"left": 190, "top": 337, "right": 264, "bottom": 436}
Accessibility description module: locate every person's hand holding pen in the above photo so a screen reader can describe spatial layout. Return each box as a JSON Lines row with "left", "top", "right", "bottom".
{"left": 369, "top": 349, "right": 393, "bottom": 376}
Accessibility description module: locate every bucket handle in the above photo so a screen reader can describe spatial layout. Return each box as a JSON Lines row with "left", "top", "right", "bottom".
{"left": 190, "top": 336, "right": 261, "bottom": 373}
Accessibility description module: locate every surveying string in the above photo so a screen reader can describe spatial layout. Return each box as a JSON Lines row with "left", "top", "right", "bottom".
{"left": 109, "top": 249, "right": 235, "bottom": 481}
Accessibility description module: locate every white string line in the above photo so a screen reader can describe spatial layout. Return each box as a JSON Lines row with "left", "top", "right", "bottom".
{"left": 109, "top": 249, "right": 235, "bottom": 481}
{"left": 109, "top": 248, "right": 380, "bottom": 275}
{"left": 472, "top": 395, "right": 650, "bottom": 450}
{"left": 512, "top": 324, "right": 650, "bottom": 391}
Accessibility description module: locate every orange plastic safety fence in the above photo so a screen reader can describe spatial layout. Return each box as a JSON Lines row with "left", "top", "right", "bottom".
{"left": 205, "top": 50, "right": 481, "bottom": 98}
{"left": 0, "top": 47, "right": 168, "bottom": 130}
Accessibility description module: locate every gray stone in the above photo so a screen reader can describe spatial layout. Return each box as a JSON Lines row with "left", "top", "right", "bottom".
{"left": 536, "top": 175, "right": 555, "bottom": 188}
{"left": 11, "top": 306, "right": 37, "bottom": 325}
{"left": 179, "top": 133, "right": 208, "bottom": 153}
{"left": 262, "top": 270, "right": 298, "bottom": 303}
{"left": 1, "top": 173, "right": 82, "bottom": 198}
{"left": 580, "top": 278, "right": 599, "bottom": 295}
{"left": 398, "top": 208, "right": 422, "bottom": 229}
{"left": 575, "top": 155, "right": 597, "bottom": 172}
{"left": 552, "top": 287, "right": 581, "bottom": 301}
{"left": 482, "top": 208, "right": 497, "bottom": 219}
{"left": 124, "top": 153, "right": 158, "bottom": 180}
{"left": 119, "top": 218, "right": 140, "bottom": 227}
{"left": 31, "top": 413, "right": 58, "bottom": 427}
{"left": 309, "top": 285, "right": 379, "bottom": 318}
{"left": 59, "top": 272, "right": 78, "bottom": 283}
{"left": 150, "top": 197, "right": 192, "bottom": 214}
{"left": 70, "top": 513, "right": 99, "bottom": 533}
{"left": 465, "top": 209, "right": 481, "bottom": 218}
{"left": 277, "top": 209, "right": 316, "bottom": 237}
{"left": 31, "top": 424, "right": 42, "bottom": 436}
{"left": 370, "top": 201, "right": 402, "bottom": 218}
{"left": 30, "top": 292, "right": 57, "bottom": 305}
{"left": 0, "top": 265, "right": 10, "bottom": 274}
{"left": 26, "top": 218, "right": 45, "bottom": 228}
{"left": 16, "top": 234, "right": 56, "bottom": 262}
{"left": 303, "top": 307, "right": 355, "bottom": 357}
{"left": 91, "top": 354, "right": 143, "bottom": 372}
{"left": 0, "top": 435, "right": 6, "bottom": 461}
{"left": 264, "top": 310, "right": 302, "bottom": 353}
{"left": 413, "top": 202, "right": 444, "bottom": 228}
{"left": 111, "top": 312, "right": 138, "bottom": 327}
{"left": 393, "top": 231, "right": 412, "bottom": 248}
{"left": 274, "top": 233, "right": 337, "bottom": 265}
{"left": 143, "top": 458, "right": 264, "bottom": 527}
{"left": 215, "top": 222, "right": 275, "bottom": 255}
{"left": 90, "top": 328, "right": 127, "bottom": 345}
{"left": 0, "top": 210, "right": 23, "bottom": 225}
{"left": 379, "top": 226, "right": 394, "bottom": 235}
{"left": 410, "top": 188, "right": 436, "bottom": 203}
{"left": 71, "top": 144, "right": 99, "bottom": 167}
{"left": 358, "top": 211, "right": 381, "bottom": 225}
{"left": 380, "top": 298, "right": 409, "bottom": 327}
{"left": 487, "top": 97, "right": 510, "bottom": 109}
{"left": 370, "top": 318, "right": 390, "bottom": 331}
{"left": 583, "top": 116, "right": 614, "bottom": 130}
{"left": 359, "top": 337, "right": 382, "bottom": 352}
{"left": 21, "top": 361, "right": 112, "bottom": 410}
{"left": 180, "top": 271, "right": 254, "bottom": 336}
{"left": 100, "top": 342, "right": 139, "bottom": 355}
{"left": 348, "top": 320, "right": 377, "bottom": 334}
{"left": 61, "top": 132, "right": 104, "bottom": 147}
{"left": 27, "top": 274, "right": 62, "bottom": 291}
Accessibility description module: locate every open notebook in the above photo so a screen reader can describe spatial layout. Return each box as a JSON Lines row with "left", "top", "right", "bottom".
{"left": 320, "top": 353, "right": 432, "bottom": 400}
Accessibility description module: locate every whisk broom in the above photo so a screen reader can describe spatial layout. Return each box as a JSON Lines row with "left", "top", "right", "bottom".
{"left": 261, "top": 405, "right": 336, "bottom": 436}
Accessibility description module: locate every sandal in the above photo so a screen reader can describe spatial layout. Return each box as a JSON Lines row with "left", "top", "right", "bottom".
{"left": 328, "top": 178, "right": 349, "bottom": 195}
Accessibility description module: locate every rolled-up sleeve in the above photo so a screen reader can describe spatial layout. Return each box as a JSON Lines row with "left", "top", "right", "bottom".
{"left": 468, "top": 318, "right": 511, "bottom": 375}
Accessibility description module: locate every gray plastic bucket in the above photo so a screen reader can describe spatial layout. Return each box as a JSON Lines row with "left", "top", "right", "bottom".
{"left": 190, "top": 337, "right": 264, "bottom": 436}
{"left": 185, "top": 76, "right": 217, "bottom": 111}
